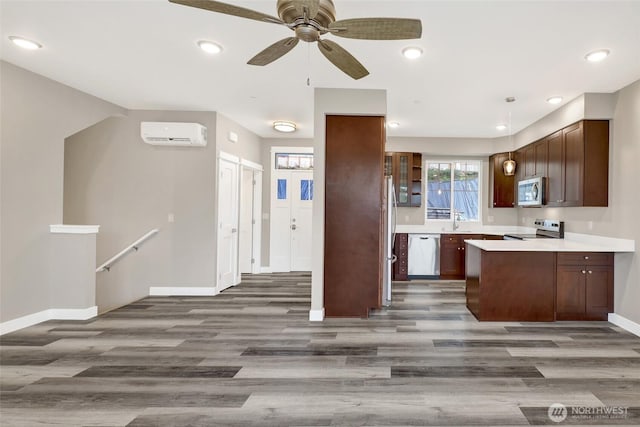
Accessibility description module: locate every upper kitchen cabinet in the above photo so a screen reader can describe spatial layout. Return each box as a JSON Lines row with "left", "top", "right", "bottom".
{"left": 385, "top": 152, "right": 422, "bottom": 207}
{"left": 546, "top": 120, "right": 609, "bottom": 207}
{"left": 489, "top": 152, "right": 515, "bottom": 208}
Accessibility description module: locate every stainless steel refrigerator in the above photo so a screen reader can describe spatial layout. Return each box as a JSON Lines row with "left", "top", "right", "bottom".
{"left": 382, "top": 176, "right": 397, "bottom": 307}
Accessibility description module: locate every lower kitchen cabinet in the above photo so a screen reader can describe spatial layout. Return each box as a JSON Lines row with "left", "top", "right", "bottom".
{"left": 556, "top": 252, "right": 613, "bottom": 320}
{"left": 392, "top": 233, "right": 408, "bottom": 281}
{"left": 440, "top": 234, "right": 484, "bottom": 280}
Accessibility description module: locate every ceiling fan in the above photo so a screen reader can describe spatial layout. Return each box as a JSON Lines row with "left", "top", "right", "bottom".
{"left": 169, "top": 0, "right": 422, "bottom": 80}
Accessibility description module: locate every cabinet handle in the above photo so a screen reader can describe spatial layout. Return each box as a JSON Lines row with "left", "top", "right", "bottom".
{"left": 581, "top": 270, "right": 586, "bottom": 274}
{"left": 493, "top": 202, "right": 496, "bottom": 206}
{"left": 588, "top": 270, "right": 593, "bottom": 274}
{"left": 556, "top": 199, "right": 564, "bottom": 202}
{"left": 584, "top": 256, "right": 589, "bottom": 260}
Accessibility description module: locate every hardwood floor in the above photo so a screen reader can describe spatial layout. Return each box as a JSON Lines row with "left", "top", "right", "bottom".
{"left": 1, "top": 273, "right": 639, "bottom": 426}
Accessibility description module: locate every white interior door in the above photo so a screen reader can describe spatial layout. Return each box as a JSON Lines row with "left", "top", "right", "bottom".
{"left": 239, "top": 165, "right": 262, "bottom": 274}
{"left": 239, "top": 167, "right": 254, "bottom": 274}
{"left": 290, "top": 171, "right": 313, "bottom": 271}
{"left": 217, "top": 156, "right": 239, "bottom": 291}
{"left": 270, "top": 169, "right": 292, "bottom": 272}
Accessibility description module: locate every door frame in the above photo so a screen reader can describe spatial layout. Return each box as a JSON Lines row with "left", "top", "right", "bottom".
{"left": 240, "top": 159, "right": 263, "bottom": 275}
{"left": 217, "top": 151, "right": 241, "bottom": 291}
{"left": 269, "top": 146, "right": 314, "bottom": 272}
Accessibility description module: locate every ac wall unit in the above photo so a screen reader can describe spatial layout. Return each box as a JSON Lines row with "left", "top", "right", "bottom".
{"left": 140, "top": 122, "right": 207, "bottom": 146}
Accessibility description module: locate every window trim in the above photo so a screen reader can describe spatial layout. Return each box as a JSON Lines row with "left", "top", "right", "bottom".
{"left": 423, "top": 158, "right": 482, "bottom": 224}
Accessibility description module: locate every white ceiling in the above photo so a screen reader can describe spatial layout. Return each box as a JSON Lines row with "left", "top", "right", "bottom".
{"left": 2, "top": 0, "right": 639, "bottom": 139}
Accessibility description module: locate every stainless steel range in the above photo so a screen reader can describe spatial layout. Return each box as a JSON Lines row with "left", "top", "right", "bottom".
{"left": 503, "top": 219, "right": 564, "bottom": 240}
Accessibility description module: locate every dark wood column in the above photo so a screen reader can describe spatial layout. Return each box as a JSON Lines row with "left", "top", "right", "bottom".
{"left": 324, "top": 115, "right": 385, "bottom": 317}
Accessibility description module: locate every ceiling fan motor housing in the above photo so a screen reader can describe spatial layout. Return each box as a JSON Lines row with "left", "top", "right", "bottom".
{"left": 277, "top": 0, "right": 336, "bottom": 28}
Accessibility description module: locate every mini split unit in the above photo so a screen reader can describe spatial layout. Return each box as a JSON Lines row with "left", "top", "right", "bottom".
{"left": 140, "top": 122, "right": 207, "bottom": 146}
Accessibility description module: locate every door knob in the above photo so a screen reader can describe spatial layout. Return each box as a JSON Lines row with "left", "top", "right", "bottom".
{"left": 291, "top": 224, "right": 297, "bottom": 230}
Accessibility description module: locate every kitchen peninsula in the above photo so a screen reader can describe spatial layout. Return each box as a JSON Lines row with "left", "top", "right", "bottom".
{"left": 465, "top": 236, "right": 634, "bottom": 322}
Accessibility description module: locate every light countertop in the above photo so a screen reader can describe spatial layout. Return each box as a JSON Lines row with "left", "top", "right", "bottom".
{"left": 466, "top": 234, "right": 635, "bottom": 253}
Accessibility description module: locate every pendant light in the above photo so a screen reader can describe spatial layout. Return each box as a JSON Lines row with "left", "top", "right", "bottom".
{"left": 502, "top": 103, "right": 517, "bottom": 176}
{"left": 503, "top": 152, "right": 516, "bottom": 176}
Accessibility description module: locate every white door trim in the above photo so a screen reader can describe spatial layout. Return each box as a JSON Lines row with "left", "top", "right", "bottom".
{"left": 217, "top": 153, "right": 240, "bottom": 291}
{"left": 219, "top": 151, "right": 240, "bottom": 163}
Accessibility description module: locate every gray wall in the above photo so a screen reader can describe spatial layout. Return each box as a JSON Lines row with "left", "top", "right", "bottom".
{"left": 0, "top": 61, "right": 124, "bottom": 323}
{"left": 514, "top": 80, "right": 640, "bottom": 324}
{"left": 64, "top": 111, "right": 218, "bottom": 312}
{"left": 64, "top": 110, "right": 264, "bottom": 313}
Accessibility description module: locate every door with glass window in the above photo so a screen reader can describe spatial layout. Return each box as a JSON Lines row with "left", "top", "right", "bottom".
{"left": 270, "top": 151, "right": 313, "bottom": 272}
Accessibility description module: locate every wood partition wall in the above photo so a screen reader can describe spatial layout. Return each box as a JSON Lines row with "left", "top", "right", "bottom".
{"left": 324, "top": 115, "right": 385, "bottom": 317}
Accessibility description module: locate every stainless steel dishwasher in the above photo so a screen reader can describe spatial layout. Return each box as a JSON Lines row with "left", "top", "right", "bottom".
{"left": 407, "top": 234, "right": 440, "bottom": 279}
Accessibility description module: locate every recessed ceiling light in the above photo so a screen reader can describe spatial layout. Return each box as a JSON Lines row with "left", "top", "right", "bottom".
{"left": 496, "top": 124, "right": 507, "bottom": 131}
{"left": 402, "top": 47, "right": 423, "bottom": 60}
{"left": 197, "top": 40, "right": 223, "bottom": 54}
{"left": 585, "top": 49, "right": 609, "bottom": 62}
{"left": 273, "top": 121, "right": 296, "bottom": 133}
{"left": 8, "top": 36, "right": 42, "bottom": 50}
{"left": 388, "top": 121, "right": 400, "bottom": 129}
{"left": 547, "top": 96, "right": 563, "bottom": 105}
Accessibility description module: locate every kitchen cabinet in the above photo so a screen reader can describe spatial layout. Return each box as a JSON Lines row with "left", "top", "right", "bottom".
{"left": 385, "top": 152, "right": 422, "bottom": 207}
{"left": 466, "top": 246, "right": 556, "bottom": 321}
{"left": 489, "top": 152, "right": 515, "bottom": 208}
{"left": 546, "top": 120, "right": 609, "bottom": 207}
{"left": 534, "top": 138, "right": 548, "bottom": 178}
{"left": 524, "top": 144, "right": 535, "bottom": 178}
{"left": 440, "top": 234, "right": 482, "bottom": 280}
{"left": 324, "top": 115, "right": 385, "bottom": 317}
{"left": 556, "top": 252, "right": 613, "bottom": 320}
{"left": 392, "top": 233, "right": 409, "bottom": 281}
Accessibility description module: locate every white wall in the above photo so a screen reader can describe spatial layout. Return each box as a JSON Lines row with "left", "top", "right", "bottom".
{"left": 0, "top": 61, "right": 124, "bottom": 323}
{"left": 311, "top": 88, "right": 387, "bottom": 316}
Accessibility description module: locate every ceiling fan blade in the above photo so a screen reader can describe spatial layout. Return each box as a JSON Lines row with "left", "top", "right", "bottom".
{"left": 317, "top": 40, "right": 369, "bottom": 80}
{"left": 293, "top": 0, "right": 320, "bottom": 20}
{"left": 329, "top": 18, "right": 422, "bottom": 40}
{"left": 248, "top": 37, "right": 299, "bottom": 66}
{"left": 169, "top": 0, "right": 284, "bottom": 25}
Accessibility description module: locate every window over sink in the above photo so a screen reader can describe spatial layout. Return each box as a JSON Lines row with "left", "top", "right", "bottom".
{"left": 424, "top": 160, "right": 480, "bottom": 223}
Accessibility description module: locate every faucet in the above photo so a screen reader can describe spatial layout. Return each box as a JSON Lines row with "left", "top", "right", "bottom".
{"left": 452, "top": 211, "right": 460, "bottom": 231}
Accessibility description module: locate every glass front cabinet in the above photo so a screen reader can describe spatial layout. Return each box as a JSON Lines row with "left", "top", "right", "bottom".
{"left": 384, "top": 152, "right": 422, "bottom": 207}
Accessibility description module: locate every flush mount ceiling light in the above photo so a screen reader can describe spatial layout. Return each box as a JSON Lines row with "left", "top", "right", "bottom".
{"left": 197, "top": 40, "right": 223, "bottom": 54}
{"left": 388, "top": 121, "right": 400, "bottom": 129}
{"left": 273, "top": 121, "right": 296, "bottom": 133}
{"left": 585, "top": 49, "right": 610, "bottom": 62}
{"left": 8, "top": 36, "right": 42, "bottom": 50}
{"left": 496, "top": 124, "right": 507, "bottom": 131}
{"left": 402, "top": 46, "right": 423, "bottom": 59}
{"left": 547, "top": 96, "right": 563, "bottom": 105}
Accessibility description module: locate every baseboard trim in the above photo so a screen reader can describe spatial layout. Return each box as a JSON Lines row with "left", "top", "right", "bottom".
{"left": 149, "top": 286, "right": 218, "bottom": 296}
{"left": 309, "top": 308, "right": 325, "bottom": 322}
{"left": 608, "top": 313, "right": 640, "bottom": 337}
{"left": 0, "top": 306, "right": 98, "bottom": 335}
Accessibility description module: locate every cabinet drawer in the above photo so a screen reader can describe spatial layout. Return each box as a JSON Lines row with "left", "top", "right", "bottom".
{"left": 557, "top": 252, "right": 612, "bottom": 266}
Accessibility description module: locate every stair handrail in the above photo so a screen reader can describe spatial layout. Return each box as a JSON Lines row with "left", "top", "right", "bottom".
{"left": 96, "top": 228, "right": 159, "bottom": 273}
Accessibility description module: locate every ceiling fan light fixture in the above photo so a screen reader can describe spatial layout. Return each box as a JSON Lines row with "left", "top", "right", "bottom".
{"left": 273, "top": 121, "right": 296, "bottom": 133}
{"left": 402, "top": 46, "right": 423, "bottom": 59}
{"left": 585, "top": 49, "right": 609, "bottom": 62}
{"left": 9, "top": 36, "right": 42, "bottom": 50}
{"left": 197, "top": 40, "right": 223, "bottom": 54}
{"left": 496, "top": 124, "right": 507, "bottom": 131}
{"left": 547, "top": 96, "right": 563, "bottom": 105}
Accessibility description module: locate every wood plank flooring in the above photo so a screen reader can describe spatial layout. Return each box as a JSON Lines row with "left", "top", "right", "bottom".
{"left": 1, "top": 273, "right": 639, "bottom": 426}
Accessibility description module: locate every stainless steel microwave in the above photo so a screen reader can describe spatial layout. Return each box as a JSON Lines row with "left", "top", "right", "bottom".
{"left": 517, "top": 177, "right": 545, "bottom": 207}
